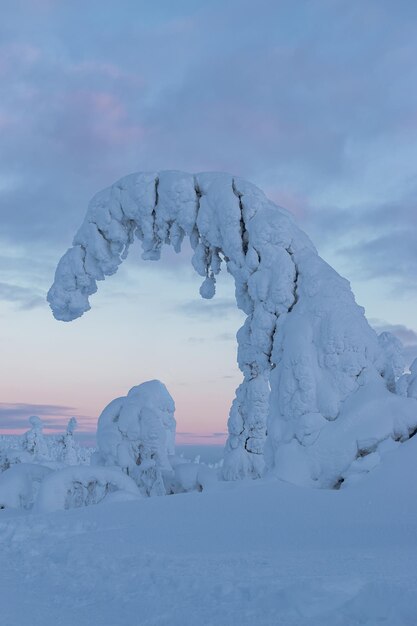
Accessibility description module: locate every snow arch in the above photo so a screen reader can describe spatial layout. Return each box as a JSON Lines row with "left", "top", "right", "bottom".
{"left": 48, "top": 171, "right": 417, "bottom": 486}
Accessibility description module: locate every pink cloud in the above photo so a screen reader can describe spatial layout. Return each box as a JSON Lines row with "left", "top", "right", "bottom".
{"left": 0, "top": 42, "right": 41, "bottom": 75}
{"left": 66, "top": 89, "right": 145, "bottom": 145}
{"left": 266, "top": 187, "right": 311, "bottom": 220}
{"left": 0, "top": 111, "right": 17, "bottom": 131}
{"left": 176, "top": 432, "right": 227, "bottom": 446}
{"left": 70, "top": 60, "right": 144, "bottom": 87}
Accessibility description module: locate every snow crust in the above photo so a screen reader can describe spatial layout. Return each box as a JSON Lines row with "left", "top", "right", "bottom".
{"left": 48, "top": 171, "right": 417, "bottom": 486}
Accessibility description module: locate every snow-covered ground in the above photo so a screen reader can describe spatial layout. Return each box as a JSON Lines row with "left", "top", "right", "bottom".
{"left": 1, "top": 436, "right": 417, "bottom": 626}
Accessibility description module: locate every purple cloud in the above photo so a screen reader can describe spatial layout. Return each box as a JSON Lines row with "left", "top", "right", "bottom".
{"left": 0, "top": 403, "right": 96, "bottom": 434}
{"left": 1, "top": 0, "right": 417, "bottom": 252}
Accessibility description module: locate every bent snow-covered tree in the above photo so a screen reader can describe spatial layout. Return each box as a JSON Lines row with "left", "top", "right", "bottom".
{"left": 48, "top": 171, "right": 417, "bottom": 487}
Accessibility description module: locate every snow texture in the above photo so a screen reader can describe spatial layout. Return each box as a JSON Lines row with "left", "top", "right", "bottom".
{"left": 397, "top": 358, "right": 417, "bottom": 399}
{"left": 1, "top": 435, "right": 417, "bottom": 625}
{"left": 95, "top": 380, "right": 176, "bottom": 496}
{"left": 0, "top": 463, "right": 52, "bottom": 509}
{"left": 0, "top": 447, "right": 31, "bottom": 473}
{"left": 35, "top": 465, "right": 140, "bottom": 512}
{"left": 170, "top": 460, "right": 218, "bottom": 494}
{"left": 48, "top": 171, "right": 417, "bottom": 486}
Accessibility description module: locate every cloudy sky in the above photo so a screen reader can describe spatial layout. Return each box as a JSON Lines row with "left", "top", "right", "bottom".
{"left": 1, "top": 0, "right": 417, "bottom": 444}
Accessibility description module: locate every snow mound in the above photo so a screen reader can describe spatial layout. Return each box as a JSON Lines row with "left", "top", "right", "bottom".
{"left": 0, "top": 463, "right": 52, "bottom": 509}
{"left": 48, "top": 170, "right": 417, "bottom": 487}
{"left": 173, "top": 462, "right": 218, "bottom": 493}
{"left": 95, "top": 379, "right": 176, "bottom": 496}
{"left": 35, "top": 465, "right": 140, "bottom": 512}
{"left": 0, "top": 447, "right": 32, "bottom": 473}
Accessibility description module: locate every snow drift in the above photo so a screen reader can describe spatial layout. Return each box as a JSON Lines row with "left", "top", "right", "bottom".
{"left": 48, "top": 171, "right": 417, "bottom": 487}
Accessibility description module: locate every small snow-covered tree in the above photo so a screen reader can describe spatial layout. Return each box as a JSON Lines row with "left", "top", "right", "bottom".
{"left": 56, "top": 417, "right": 79, "bottom": 465}
{"left": 23, "top": 416, "right": 48, "bottom": 460}
{"left": 96, "top": 380, "right": 176, "bottom": 496}
{"left": 378, "top": 331, "right": 405, "bottom": 392}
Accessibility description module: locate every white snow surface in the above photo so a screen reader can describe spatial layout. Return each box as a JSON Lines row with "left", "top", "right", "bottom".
{"left": 47, "top": 171, "right": 417, "bottom": 485}
{"left": 1, "top": 436, "right": 417, "bottom": 625}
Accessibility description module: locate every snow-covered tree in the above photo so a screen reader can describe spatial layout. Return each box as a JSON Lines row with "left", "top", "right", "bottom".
{"left": 95, "top": 380, "right": 176, "bottom": 496}
{"left": 23, "top": 416, "right": 48, "bottom": 460}
{"left": 56, "top": 417, "right": 79, "bottom": 465}
{"left": 35, "top": 466, "right": 140, "bottom": 512}
{"left": 377, "top": 331, "right": 405, "bottom": 392}
{"left": 48, "top": 171, "right": 417, "bottom": 488}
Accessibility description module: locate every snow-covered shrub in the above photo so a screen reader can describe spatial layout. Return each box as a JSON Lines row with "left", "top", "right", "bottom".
{"left": 96, "top": 380, "right": 176, "bottom": 496}
{"left": 0, "top": 463, "right": 52, "bottom": 509}
{"left": 0, "top": 418, "right": 50, "bottom": 474}
{"left": 0, "top": 447, "right": 31, "bottom": 473}
{"left": 162, "top": 454, "right": 219, "bottom": 494}
{"left": 35, "top": 466, "right": 140, "bottom": 512}
{"left": 172, "top": 462, "right": 217, "bottom": 493}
